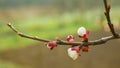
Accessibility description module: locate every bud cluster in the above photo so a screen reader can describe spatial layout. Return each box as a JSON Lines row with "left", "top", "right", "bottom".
{"left": 67, "top": 27, "right": 90, "bottom": 60}
{"left": 45, "top": 27, "right": 90, "bottom": 60}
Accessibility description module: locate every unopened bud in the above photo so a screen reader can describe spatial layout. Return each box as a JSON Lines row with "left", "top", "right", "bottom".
{"left": 66, "top": 35, "right": 74, "bottom": 42}
{"left": 46, "top": 41, "right": 57, "bottom": 50}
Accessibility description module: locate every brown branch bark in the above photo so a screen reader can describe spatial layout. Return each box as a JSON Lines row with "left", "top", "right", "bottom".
{"left": 7, "top": 23, "right": 120, "bottom": 46}
{"left": 103, "top": 0, "right": 118, "bottom": 37}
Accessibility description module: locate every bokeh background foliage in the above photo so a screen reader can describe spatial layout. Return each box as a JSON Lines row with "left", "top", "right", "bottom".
{"left": 0, "top": 0, "right": 120, "bottom": 68}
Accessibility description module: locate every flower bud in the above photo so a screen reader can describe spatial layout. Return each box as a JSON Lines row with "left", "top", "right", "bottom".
{"left": 67, "top": 47, "right": 80, "bottom": 60}
{"left": 66, "top": 35, "right": 74, "bottom": 42}
{"left": 77, "top": 27, "right": 89, "bottom": 40}
{"left": 47, "top": 41, "right": 57, "bottom": 50}
{"left": 82, "top": 46, "right": 89, "bottom": 52}
{"left": 77, "top": 27, "right": 86, "bottom": 36}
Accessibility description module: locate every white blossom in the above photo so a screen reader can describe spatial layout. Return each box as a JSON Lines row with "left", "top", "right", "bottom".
{"left": 68, "top": 48, "right": 78, "bottom": 60}
{"left": 77, "top": 27, "right": 86, "bottom": 36}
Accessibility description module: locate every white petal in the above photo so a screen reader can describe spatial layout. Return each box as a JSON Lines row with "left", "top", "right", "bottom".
{"left": 77, "top": 27, "right": 86, "bottom": 36}
{"left": 47, "top": 45, "right": 51, "bottom": 49}
{"left": 68, "top": 48, "right": 78, "bottom": 60}
{"left": 68, "top": 48, "right": 72, "bottom": 52}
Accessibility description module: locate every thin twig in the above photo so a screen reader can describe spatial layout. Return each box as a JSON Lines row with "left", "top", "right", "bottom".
{"left": 7, "top": 23, "right": 50, "bottom": 42}
{"left": 103, "top": 0, "right": 118, "bottom": 37}
{"left": 7, "top": 23, "right": 120, "bottom": 46}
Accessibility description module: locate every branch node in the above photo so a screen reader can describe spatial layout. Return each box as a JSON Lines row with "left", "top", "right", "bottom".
{"left": 34, "top": 36, "right": 38, "bottom": 38}
{"left": 17, "top": 32, "right": 21, "bottom": 34}
{"left": 104, "top": 11, "right": 107, "bottom": 16}
{"left": 101, "top": 38, "right": 107, "bottom": 43}
{"left": 107, "top": 2, "right": 111, "bottom": 10}
{"left": 7, "top": 23, "right": 11, "bottom": 26}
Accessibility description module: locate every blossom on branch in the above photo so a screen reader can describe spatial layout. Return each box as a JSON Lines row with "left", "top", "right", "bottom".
{"left": 66, "top": 35, "right": 74, "bottom": 42}
{"left": 46, "top": 41, "right": 57, "bottom": 50}
{"left": 77, "top": 27, "right": 89, "bottom": 40}
{"left": 6, "top": 0, "right": 120, "bottom": 61}
{"left": 67, "top": 46, "right": 80, "bottom": 60}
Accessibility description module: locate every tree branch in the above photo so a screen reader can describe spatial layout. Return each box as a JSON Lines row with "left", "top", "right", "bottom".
{"left": 103, "top": 0, "right": 118, "bottom": 37}
{"left": 6, "top": 0, "right": 120, "bottom": 47}
{"left": 7, "top": 23, "right": 120, "bottom": 46}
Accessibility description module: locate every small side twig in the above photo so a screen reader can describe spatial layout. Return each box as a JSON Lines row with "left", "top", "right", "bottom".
{"left": 7, "top": 23, "right": 50, "bottom": 42}
{"left": 7, "top": 23, "right": 120, "bottom": 46}
{"left": 103, "top": 0, "right": 118, "bottom": 37}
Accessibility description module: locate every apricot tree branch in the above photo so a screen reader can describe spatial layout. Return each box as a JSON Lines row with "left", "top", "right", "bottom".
{"left": 6, "top": 0, "right": 120, "bottom": 47}
{"left": 7, "top": 23, "right": 120, "bottom": 46}
{"left": 103, "top": 0, "right": 118, "bottom": 37}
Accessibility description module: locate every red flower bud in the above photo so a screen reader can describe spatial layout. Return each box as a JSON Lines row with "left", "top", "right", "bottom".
{"left": 81, "top": 46, "right": 89, "bottom": 52}
{"left": 47, "top": 41, "right": 57, "bottom": 50}
{"left": 66, "top": 35, "right": 74, "bottom": 42}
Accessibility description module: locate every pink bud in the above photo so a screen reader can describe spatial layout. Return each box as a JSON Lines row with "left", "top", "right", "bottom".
{"left": 66, "top": 35, "right": 74, "bottom": 42}
{"left": 47, "top": 41, "right": 57, "bottom": 50}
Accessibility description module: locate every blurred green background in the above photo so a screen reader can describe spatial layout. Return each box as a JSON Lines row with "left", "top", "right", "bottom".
{"left": 0, "top": 0, "right": 120, "bottom": 68}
